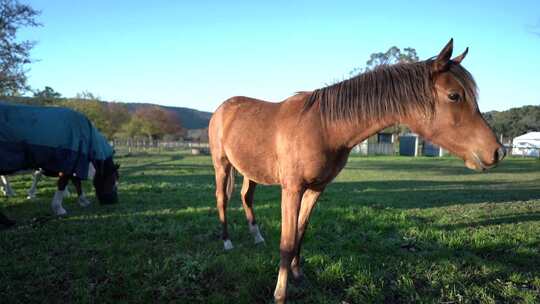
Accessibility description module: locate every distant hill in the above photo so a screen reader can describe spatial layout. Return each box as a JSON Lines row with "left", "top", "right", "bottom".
{"left": 483, "top": 105, "right": 540, "bottom": 140}
{"left": 0, "top": 96, "right": 212, "bottom": 130}
{"left": 124, "top": 103, "right": 212, "bottom": 130}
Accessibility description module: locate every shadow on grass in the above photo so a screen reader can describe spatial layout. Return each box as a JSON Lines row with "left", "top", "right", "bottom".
{"left": 436, "top": 212, "right": 540, "bottom": 230}
{"left": 324, "top": 179, "right": 540, "bottom": 209}
{"left": 3, "top": 199, "right": 537, "bottom": 303}
{"left": 345, "top": 156, "right": 540, "bottom": 175}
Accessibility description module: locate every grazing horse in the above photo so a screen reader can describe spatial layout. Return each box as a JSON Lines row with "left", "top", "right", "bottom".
{"left": 0, "top": 102, "right": 119, "bottom": 217}
{"left": 209, "top": 39, "right": 505, "bottom": 303}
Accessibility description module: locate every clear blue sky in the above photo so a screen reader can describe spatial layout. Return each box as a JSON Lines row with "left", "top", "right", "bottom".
{"left": 20, "top": 0, "right": 540, "bottom": 112}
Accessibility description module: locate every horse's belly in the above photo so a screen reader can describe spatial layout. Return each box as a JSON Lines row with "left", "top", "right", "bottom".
{"left": 225, "top": 146, "right": 279, "bottom": 185}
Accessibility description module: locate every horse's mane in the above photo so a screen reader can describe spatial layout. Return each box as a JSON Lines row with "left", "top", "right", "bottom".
{"left": 303, "top": 60, "right": 478, "bottom": 124}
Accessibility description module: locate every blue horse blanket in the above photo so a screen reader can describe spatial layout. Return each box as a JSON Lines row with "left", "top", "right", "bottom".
{"left": 0, "top": 102, "right": 113, "bottom": 178}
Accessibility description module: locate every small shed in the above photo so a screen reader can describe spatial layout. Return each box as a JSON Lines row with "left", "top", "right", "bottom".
{"left": 399, "top": 134, "right": 419, "bottom": 156}
{"left": 512, "top": 132, "right": 540, "bottom": 157}
{"left": 423, "top": 141, "right": 445, "bottom": 157}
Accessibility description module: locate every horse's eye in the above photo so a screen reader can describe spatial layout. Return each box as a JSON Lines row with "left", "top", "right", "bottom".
{"left": 448, "top": 93, "right": 461, "bottom": 102}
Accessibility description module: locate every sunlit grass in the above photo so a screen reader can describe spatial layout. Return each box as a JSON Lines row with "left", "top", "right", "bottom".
{"left": 1, "top": 152, "right": 539, "bottom": 303}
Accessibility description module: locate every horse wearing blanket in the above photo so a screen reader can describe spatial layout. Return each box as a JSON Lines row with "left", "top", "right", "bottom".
{"left": 0, "top": 102, "right": 119, "bottom": 218}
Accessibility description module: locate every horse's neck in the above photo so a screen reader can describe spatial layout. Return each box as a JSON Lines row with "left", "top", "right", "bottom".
{"left": 325, "top": 115, "right": 398, "bottom": 150}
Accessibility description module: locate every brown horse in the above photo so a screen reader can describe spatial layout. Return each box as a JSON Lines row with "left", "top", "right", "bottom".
{"left": 209, "top": 39, "right": 505, "bottom": 303}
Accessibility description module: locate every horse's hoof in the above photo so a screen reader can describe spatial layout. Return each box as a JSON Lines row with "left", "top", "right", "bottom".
{"left": 249, "top": 224, "right": 265, "bottom": 245}
{"left": 254, "top": 234, "right": 265, "bottom": 245}
{"left": 53, "top": 207, "right": 67, "bottom": 216}
{"left": 291, "top": 267, "right": 305, "bottom": 281}
{"left": 223, "top": 239, "right": 234, "bottom": 250}
{"left": 78, "top": 197, "right": 91, "bottom": 207}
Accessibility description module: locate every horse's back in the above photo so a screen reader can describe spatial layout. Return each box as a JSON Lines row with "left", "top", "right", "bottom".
{"left": 0, "top": 103, "right": 89, "bottom": 148}
{"left": 0, "top": 102, "right": 107, "bottom": 177}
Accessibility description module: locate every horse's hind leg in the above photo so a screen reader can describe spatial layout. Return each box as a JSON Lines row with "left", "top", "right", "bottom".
{"left": 51, "top": 175, "right": 69, "bottom": 215}
{"left": 213, "top": 160, "right": 234, "bottom": 250}
{"left": 241, "top": 178, "right": 264, "bottom": 244}
{"left": 27, "top": 169, "right": 42, "bottom": 199}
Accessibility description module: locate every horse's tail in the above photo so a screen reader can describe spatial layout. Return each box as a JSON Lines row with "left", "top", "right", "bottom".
{"left": 226, "top": 166, "right": 235, "bottom": 201}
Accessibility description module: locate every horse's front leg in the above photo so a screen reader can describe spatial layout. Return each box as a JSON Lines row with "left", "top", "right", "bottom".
{"left": 274, "top": 184, "right": 303, "bottom": 304}
{"left": 291, "top": 188, "right": 323, "bottom": 281}
{"left": 1, "top": 175, "right": 15, "bottom": 197}
{"left": 71, "top": 177, "right": 91, "bottom": 207}
{"left": 51, "top": 174, "right": 69, "bottom": 215}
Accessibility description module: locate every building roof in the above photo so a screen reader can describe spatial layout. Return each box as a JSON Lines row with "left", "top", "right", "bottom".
{"left": 514, "top": 132, "right": 540, "bottom": 141}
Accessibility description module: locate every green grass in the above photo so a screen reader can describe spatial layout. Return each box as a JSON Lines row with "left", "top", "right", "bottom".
{"left": 1, "top": 153, "right": 539, "bottom": 303}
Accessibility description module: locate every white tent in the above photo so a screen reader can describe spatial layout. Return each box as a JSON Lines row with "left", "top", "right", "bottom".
{"left": 512, "top": 132, "right": 540, "bottom": 157}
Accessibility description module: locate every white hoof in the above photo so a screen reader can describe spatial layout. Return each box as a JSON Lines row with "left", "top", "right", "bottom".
{"left": 53, "top": 206, "right": 67, "bottom": 216}
{"left": 78, "top": 196, "right": 91, "bottom": 207}
{"left": 223, "top": 239, "right": 234, "bottom": 250}
{"left": 254, "top": 233, "right": 265, "bottom": 244}
{"left": 27, "top": 193, "right": 36, "bottom": 200}
{"left": 51, "top": 191, "right": 67, "bottom": 216}
{"left": 249, "top": 224, "right": 265, "bottom": 244}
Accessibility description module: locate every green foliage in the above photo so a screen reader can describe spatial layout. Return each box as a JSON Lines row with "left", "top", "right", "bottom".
{"left": 350, "top": 46, "right": 419, "bottom": 77}
{"left": 0, "top": 0, "right": 40, "bottom": 95}
{"left": 121, "top": 106, "right": 183, "bottom": 140}
{"left": 33, "top": 86, "right": 61, "bottom": 104}
{"left": 484, "top": 105, "right": 540, "bottom": 140}
{"left": 1, "top": 154, "right": 539, "bottom": 303}
{"left": 33, "top": 86, "right": 61, "bottom": 98}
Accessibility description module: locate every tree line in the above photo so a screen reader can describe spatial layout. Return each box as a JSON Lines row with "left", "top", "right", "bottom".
{"left": 31, "top": 87, "right": 184, "bottom": 140}
{"left": 484, "top": 105, "right": 540, "bottom": 140}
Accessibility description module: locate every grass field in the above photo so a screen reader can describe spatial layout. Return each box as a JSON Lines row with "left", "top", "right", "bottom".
{"left": 1, "top": 153, "right": 539, "bottom": 303}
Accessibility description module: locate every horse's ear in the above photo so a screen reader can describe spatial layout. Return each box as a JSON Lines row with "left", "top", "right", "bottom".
{"left": 451, "top": 47, "right": 468, "bottom": 65}
{"left": 433, "top": 38, "right": 453, "bottom": 72}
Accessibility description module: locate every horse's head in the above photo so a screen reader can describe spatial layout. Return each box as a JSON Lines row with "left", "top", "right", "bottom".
{"left": 93, "top": 157, "right": 119, "bottom": 204}
{"left": 406, "top": 39, "right": 505, "bottom": 171}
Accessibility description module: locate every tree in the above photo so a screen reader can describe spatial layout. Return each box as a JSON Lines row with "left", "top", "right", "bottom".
{"left": 350, "top": 46, "right": 419, "bottom": 76}
{"left": 105, "top": 102, "right": 131, "bottom": 138}
{"left": 75, "top": 90, "right": 100, "bottom": 100}
{"left": 123, "top": 106, "right": 183, "bottom": 140}
{"left": 0, "top": 0, "right": 40, "bottom": 95}
{"left": 33, "top": 86, "right": 61, "bottom": 102}
{"left": 484, "top": 105, "right": 540, "bottom": 141}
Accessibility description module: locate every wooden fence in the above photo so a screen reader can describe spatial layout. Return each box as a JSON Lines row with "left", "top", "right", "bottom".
{"left": 112, "top": 139, "right": 209, "bottom": 155}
